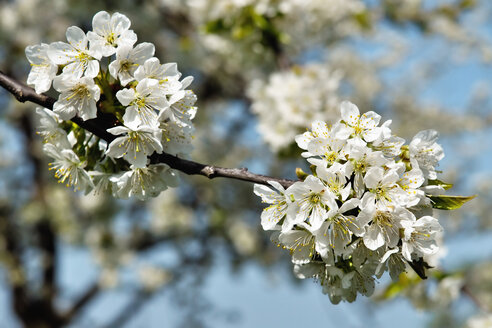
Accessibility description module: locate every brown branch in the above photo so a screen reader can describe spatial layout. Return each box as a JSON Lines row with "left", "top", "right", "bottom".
{"left": 60, "top": 282, "right": 100, "bottom": 323}
{"left": 19, "top": 109, "right": 59, "bottom": 306}
{"left": 0, "top": 71, "right": 296, "bottom": 189}
{"left": 102, "top": 291, "right": 150, "bottom": 328}
{"left": 462, "top": 284, "right": 490, "bottom": 312}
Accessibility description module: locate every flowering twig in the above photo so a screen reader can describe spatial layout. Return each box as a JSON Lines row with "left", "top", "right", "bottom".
{"left": 0, "top": 71, "right": 296, "bottom": 188}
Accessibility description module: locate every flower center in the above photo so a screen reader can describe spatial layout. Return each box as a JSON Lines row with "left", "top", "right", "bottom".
{"left": 134, "top": 96, "right": 147, "bottom": 108}
{"left": 374, "top": 211, "right": 393, "bottom": 227}
{"left": 309, "top": 193, "right": 322, "bottom": 204}
{"left": 106, "top": 32, "right": 116, "bottom": 46}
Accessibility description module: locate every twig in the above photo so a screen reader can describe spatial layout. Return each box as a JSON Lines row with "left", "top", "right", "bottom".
{"left": 462, "top": 284, "right": 490, "bottom": 312}
{"left": 0, "top": 71, "right": 297, "bottom": 189}
{"left": 102, "top": 291, "right": 150, "bottom": 328}
{"left": 61, "top": 282, "right": 100, "bottom": 323}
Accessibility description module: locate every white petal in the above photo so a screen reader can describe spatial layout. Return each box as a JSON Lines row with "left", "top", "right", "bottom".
{"left": 131, "top": 43, "right": 155, "bottom": 64}
{"left": 53, "top": 99, "right": 77, "bottom": 120}
{"left": 116, "top": 88, "right": 136, "bottom": 106}
{"left": 111, "top": 12, "right": 131, "bottom": 33}
{"left": 85, "top": 60, "right": 100, "bottom": 78}
{"left": 364, "top": 167, "right": 383, "bottom": 189}
{"left": 363, "top": 225, "right": 385, "bottom": 250}
{"left": 340, "top": 101, "right": 359, "bottom": 126}
{"left": 92, "top": 11, "right": 110, "bottom": 33}
{"left": 47, "top": 42, "right": 76, "bottom": 65}
{"left": 66, "top": 26, "right": 87, "bottom": 50}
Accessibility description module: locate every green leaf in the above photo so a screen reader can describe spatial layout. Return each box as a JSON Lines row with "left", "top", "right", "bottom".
{"left": 427, "top": 179, "right": 453, "bottom": 190}
{"left": 429, "top": 195, "right": 476, "bottom": 210}
{"left": 378, "top": 273, "right": 420, "bottom": 300}
{"left": 353, "top": 11, "right": 372, "bottom": 30}
{"left": 295, "top": 168, "right": 308, "bottom": 181}
{"left": 204, "top": 19, "right": 226, "bottom": 34}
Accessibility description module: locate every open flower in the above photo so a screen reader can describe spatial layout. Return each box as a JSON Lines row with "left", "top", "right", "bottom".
{"left": 398, "top": 167, "right": 426, "bottom": 207}
{"left": 25, "top": 43, "right": 58, "bottom": 94}
{"left": 116, "top": 78, "right": 168, "bottom": 128}
{"left": 52, "top": 75, "right": 101, "bottom": 121}
{"left": 278, "top": 227, "right": 316, "bottom": 264}
{"left": 357, "top": 204, "right": 414, "bottom": 251}
{"left": 87, "top": 11, "right": 137, "bottom": 57}
{"left": 36, "top": 107, "right": 71, "bottom": 148}
{"left": 409, "top": 130, "right": 444, "bottom": 180}
{"left": 401, "top": 216, "right": 442, "bottom": 261}
{"left": 44, "top": 143, "right": 93, "bottom": 191}
{"left": 287, "top": 175, "right": 338, "bottom": 230}
{"left": 314, "top": 198, "right": 362, "bottom": 255}
{"left": 106, "top": 121, "right": 163, "bottom": 168}
{"left": 134, "top": 58, "right": 183, "bottom": 95}
{"left": 361, "top": 166, "right": 409, "bottom": 210}
{"left": 253, "top": 181, "right": 291, "bottom": 231}
{"left": 48, "top": 26, "right": 101, "bottom": 78}
{"left": 109, "top": 43, "right": 155, "bottom": 86}
{"left": 160, "top": 89, "right": 197, "bottom": 127}
{"left": 110, "top": 164, "right": 178, "bottom": 200}
{"left": 336, "top": 101, "right": 382, "bottom": 142}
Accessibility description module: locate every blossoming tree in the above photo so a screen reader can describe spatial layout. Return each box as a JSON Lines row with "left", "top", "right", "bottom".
{"left": 0, "top": 1, "right": 490, "bottom": 327}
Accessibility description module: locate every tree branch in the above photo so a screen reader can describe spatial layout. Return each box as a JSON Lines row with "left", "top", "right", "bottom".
{"left": 101, "top": 291, "right": 150, "bottom": 328}
{"left": 0, "top": 71, "right": 297, "bottom": 189}
{"left": 61, "top": 282, "right": 100, "bottom": 323}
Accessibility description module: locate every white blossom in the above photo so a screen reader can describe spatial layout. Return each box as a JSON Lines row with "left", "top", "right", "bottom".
{"left": 248, "top": 63, "right": 342, "bottom": 151}
{"left": 25, "top": 43, "right": 58, "bottom": 94}
{"left": 372, "top": 120, "right": 405, "bottom": 157}
{"left": 52, "top": 75, "right": 101, "bottom": 121}
{"left": 110, "top": 164, "right": 178, "bottom": 200}
{"left": 44, "top": 143, "right": 93, "bottom": 191}
{"left": 316, "top": 163, "right": 351, "bottom": 201}
{"left": 287, "top": 175, "right": 338, "bottom": 230}
{"left": 337, "top": 101, "right": 382, "bottom": 142}
{"left": 409, "top": 130, "right": 445, "bottom": 180}
{"left": 134, "top": 58, "right": 183, "bottom": 95}
{"left": 378, "top": 248, "right": 407, "bottom": 281}
{"left": 106, "top": 121, "right": 163, "bottom": 167}
{"left": 87, "top": 11, "right": 137, "bottom": 57}
{"left": 398, "top": 167, "right": 426, "bottom": 207}
{"left": 361, "top": 166, "right": 409, "bottom": 210}
{"left": 345, "top": 142, "right": 388, "bottom": 197}
{"left": 116, "top": 78, "right": 168, "bottom": 128}
{"left": 314, "top": 198, "right": 362, "bottom": 255}
{"left": 253, "top": 181, "right": 291, "bottom": 231}
{"left": 357, "top": 204, "right": 414, "bottom": 251}
{"left": 401, "top": 216, "right": 442, "bottom": 261}
{"left": 278, "top": 228, "right": 315, "bottom": 264}
{"left": 109, "top": 43, "right": 155, "bottom": 86}
{"left": 36, "top": 107, "right": 71, "bottom": 148}
{"left": 160, "top": 120, "right": 194, "bottom": 157}
{"left": 48, "top": 26, "right": 101, "bottom": 78}
{"left": 253, "top": 100, "right": 454, "bottom": 303}
{"left": 160, "top": 89, "right": 198, "bottom": 127}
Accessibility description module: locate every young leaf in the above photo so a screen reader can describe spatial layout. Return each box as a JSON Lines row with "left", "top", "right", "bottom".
{"left": 429, "top": 195, "right": 476, "bottom": 210}
{"left": 427, "top": 179, "right": 453, "bottom": 190}
{"left": 295, "top": 167, "right": 308, "bottom": 181}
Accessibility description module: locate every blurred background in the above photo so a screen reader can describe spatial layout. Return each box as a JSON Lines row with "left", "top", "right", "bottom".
{"left": 0, "top": 0, "right": 491, "bottom": 327}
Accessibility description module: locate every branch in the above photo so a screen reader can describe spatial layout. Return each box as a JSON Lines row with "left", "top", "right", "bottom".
{"left": 102, "top": 291, "right": 150, "bottom": 328}
{"left": 0, "top": 71, "right": 296, "bottom": 189}
{"left": 462, "top": 284, "right": 490, "bottom": 312}
{"left": 61, "top": 282, "right": 100, "bottom": 323}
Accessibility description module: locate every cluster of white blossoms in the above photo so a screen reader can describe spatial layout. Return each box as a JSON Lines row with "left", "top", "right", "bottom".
{"left": 254, "top": 101, "right": 461, "bottom": 303}
{"left": 248, "top": 64, "right": 342, "bottom": 152}
{"left": 177, "top": 0, "right": 364, "bottom": 27}
{"left": 26, "top": 11, "right": 197, "bottom": 199}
